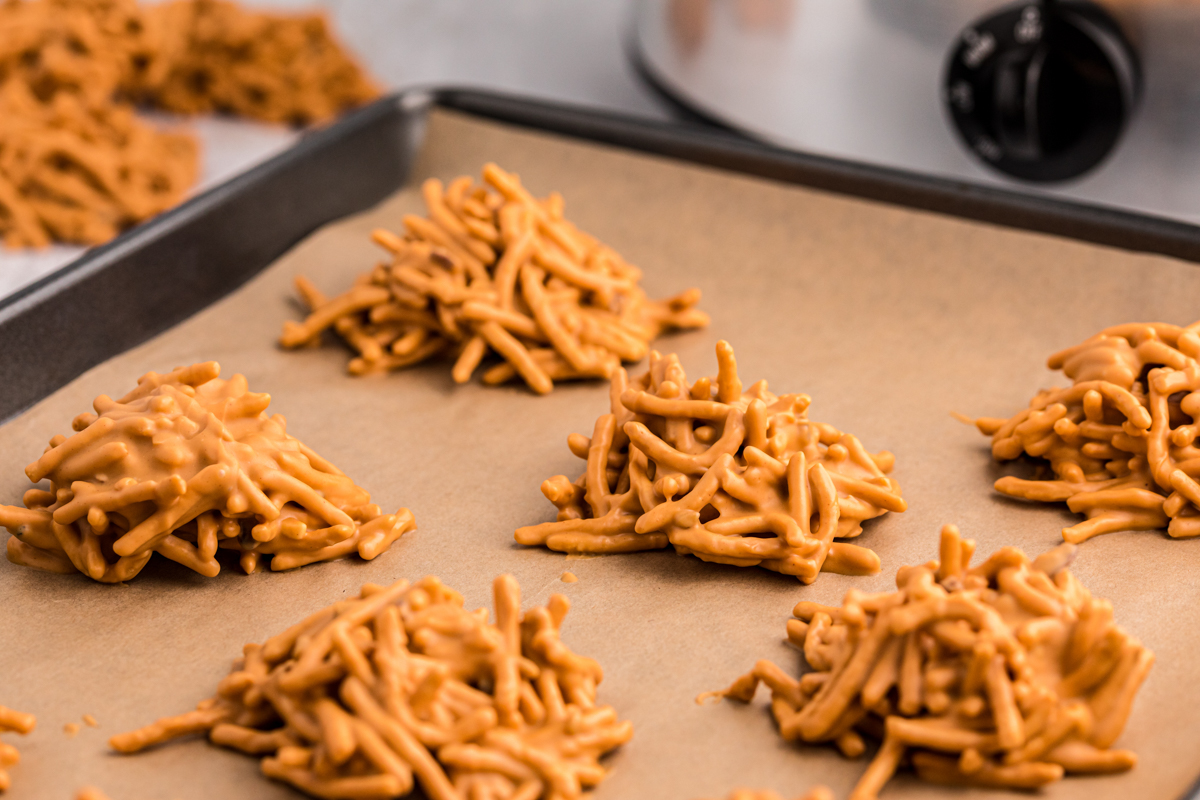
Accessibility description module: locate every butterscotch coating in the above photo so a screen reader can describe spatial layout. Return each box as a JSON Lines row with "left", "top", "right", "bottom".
{"left": 0, "top": 79, "right": 197, "bottom": 248}
{"left": 280, "top": 163, "right": 709, "bottom": 393}
{"left": 0, "top": 362, "right": 414, "bottom": 581}
{"left": 516, "top": 341, "right": 905, "bottom": 582}
{"left": 75, "top": 789, "right": 111, "bottom": 800}
{"left": 0, "top": 705, "right": 36, "bottom": 793}
{"left": 0, "top": 1, "right": 128, "bottom": 105}
{"left": 708, "top": 525, "right": 1153, "bottom": 800}
{"left": 0, "top": 0, "right": 377, "bottom": 248}
{"left": 976, "top": 320, "right": 1200, "bottom": 543}
{"left": 111, "top": 575, "right": 633, "bottom": 800}
{"left": 127, "top": 0, "right": 380, "bottom": 125}
{"left": 702, "top": 790, "right": 833, "bottom": 800}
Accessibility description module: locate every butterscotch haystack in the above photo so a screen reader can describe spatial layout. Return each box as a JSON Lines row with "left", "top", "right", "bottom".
{"left": 0, "top": 362, "right": 414, "bottom": 581}
{"left": 0, "top": 706, "right": 35, "bottom": 792}
{"left": 280, "top": 163, "right": 708, "bottom": 393}
{"left": 516, "top": 341, "right": 905, "bottom": 582}
{"left": 129, "top": 0, "right": 380, "bottom": 124}
{"left": 0, "top": 0, "right": 378, "bottom": 247}
{"left": 708, "top": 525, "right": 1153, "bottom": 800}
{"left": 111, "top": 575, "right": 632, "bottom": 800}
{"left": 0, "top": 0, "right": 139, "bottom": 107}
{"left": 976, "top": 320, "right": 1200, "bottom": 543}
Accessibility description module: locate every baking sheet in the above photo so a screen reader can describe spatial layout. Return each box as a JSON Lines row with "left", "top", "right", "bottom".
{"left": 1, "top": 108, "right": 1199, "bottom": 800}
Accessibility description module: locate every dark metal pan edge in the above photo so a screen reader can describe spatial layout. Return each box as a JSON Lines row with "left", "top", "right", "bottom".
{"left": 0, "top": 96, "right": 409, "bottom": 320}
{"left": 0, "top": 95, "right": 416, "bottom": 422}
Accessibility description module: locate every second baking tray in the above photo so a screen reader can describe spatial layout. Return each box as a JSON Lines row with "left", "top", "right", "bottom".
{"left": 1, "top": 90, "right": 1199, "bottom": 800}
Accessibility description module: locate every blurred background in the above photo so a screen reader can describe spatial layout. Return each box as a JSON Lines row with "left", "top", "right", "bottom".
{"left": 4, "top": 0, "right": 1200, "bottom": 296}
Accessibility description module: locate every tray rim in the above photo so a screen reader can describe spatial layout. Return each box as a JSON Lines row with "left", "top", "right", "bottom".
{"left": 438, "top": 88, "right": 1200, "bottom": 266}
{"left": 0, "top": 95, "right": 408, "bottom": 321}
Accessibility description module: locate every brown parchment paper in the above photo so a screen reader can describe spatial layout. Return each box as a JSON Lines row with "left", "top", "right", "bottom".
{"left": 1, "top": 109, "right": 1199, "bottom": 800}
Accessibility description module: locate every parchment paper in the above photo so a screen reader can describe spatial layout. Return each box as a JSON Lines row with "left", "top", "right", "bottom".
{"left": 1, "top": 109, "right": 1199, "bottom": 800}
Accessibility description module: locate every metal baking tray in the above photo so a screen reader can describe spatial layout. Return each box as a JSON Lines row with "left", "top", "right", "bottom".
{"left": 2, "top": 89, "right": 1199, "bottom": 800}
